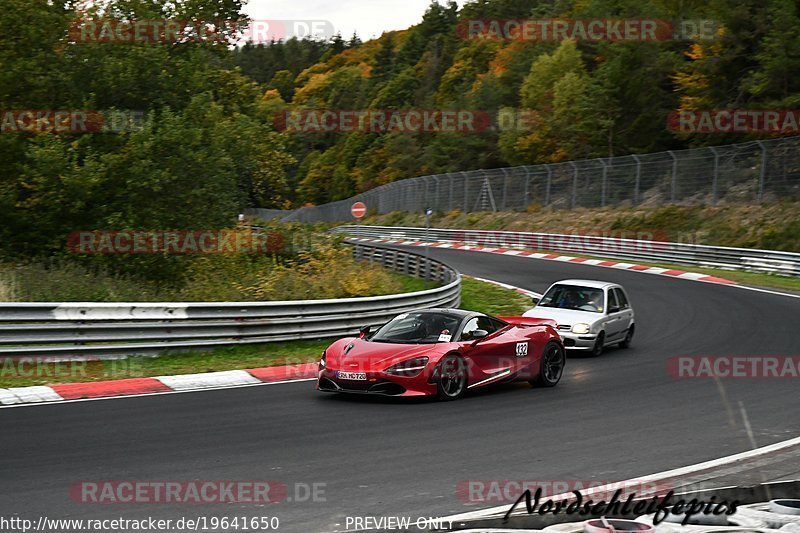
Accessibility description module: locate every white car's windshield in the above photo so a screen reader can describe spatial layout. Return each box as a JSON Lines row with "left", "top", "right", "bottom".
{"left": 538, "top": 285, "right": 605, "bottom": 313}
{"left": 370, "top": 312, "right": 461, "bottom": 344}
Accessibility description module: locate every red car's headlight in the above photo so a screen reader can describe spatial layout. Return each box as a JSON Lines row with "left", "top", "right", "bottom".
{"left": 385, "top": 357, "right": 429, "bottom": 377}
{"left": 319, "top": 350, "right": 326, "bottom": 369}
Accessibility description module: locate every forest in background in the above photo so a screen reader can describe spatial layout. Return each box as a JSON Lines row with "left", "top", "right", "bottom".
{"left": 3, "top": 0, "right": 800, "bottom": 266}
{"left": 243, "top": 0, "right": 800, "bottom": 206}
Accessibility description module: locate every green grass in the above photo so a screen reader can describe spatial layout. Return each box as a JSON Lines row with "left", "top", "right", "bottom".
{"left": 396, "top": 273, "right": 437, "bottom": 292}
{"left": 460, "top": 276, "right": 532, "bottom": 316}
{"left": 0, "top": 277, "right": 526, "bottom": 388}
{"left": 632, "top": 260, "right": 800, "bottom": 292}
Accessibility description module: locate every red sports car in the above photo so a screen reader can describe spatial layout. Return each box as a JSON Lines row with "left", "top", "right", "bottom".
{"left": 316, "top": 308, "right": 565, "bottom": 400}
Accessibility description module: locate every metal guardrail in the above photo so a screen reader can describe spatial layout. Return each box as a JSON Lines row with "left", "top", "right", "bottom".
{"left": 334, "top": 225, "right": 800, "bottom": 277}
{"left": 0, "top": 244, "right": 460, "bottom": 359}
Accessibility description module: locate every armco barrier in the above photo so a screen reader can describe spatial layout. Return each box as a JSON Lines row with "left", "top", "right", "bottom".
{"left": 332, "top": 225, "right": 800, "bottom": 277}
{"left": 0, "top": 244, "right": 460, "bottom": 359}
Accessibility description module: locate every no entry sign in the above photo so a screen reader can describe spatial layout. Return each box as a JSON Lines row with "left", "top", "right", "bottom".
{"left": 351, "top": 202, "right": 367, "bottom": 219}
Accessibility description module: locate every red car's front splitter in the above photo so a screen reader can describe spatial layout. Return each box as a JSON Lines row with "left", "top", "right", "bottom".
{"left": 317, "top": 369, "right": 435, "bottom": 397}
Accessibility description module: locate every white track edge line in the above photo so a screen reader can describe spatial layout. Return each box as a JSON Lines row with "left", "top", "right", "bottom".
{"left": 0, "top": 378, "right": 317, "bottom": 410}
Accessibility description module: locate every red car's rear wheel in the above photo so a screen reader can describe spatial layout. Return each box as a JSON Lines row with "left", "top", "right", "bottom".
{"left": 436, "top": 355, "right": 467, "bottom": 401}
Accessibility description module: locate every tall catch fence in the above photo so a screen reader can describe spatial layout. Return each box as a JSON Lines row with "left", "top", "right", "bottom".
{"left": 275, "top": 136, "right": 800, "bottom": 223}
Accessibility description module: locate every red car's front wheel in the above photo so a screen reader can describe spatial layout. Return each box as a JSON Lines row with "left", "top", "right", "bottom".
{"left": 531, "top": 341, "right": 565, "bottom": 387}
{"left": 436, "top": 355, "right": 467, "bottom": 401}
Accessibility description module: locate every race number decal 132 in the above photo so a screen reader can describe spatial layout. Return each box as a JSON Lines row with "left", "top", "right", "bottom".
{"left": 515, "top": 342, "right": 528, "bottom": 357}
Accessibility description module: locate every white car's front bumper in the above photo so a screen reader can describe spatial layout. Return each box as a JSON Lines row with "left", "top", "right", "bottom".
{"left": 558, "top": 331, "right": 599, "bottom": 350}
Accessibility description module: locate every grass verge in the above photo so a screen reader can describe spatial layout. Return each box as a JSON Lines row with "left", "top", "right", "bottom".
{"left": 459, "top": 276, "right": 532, "bottom": 316}
{"left": 0, "top": 277, "right": 528, "bottom": 388}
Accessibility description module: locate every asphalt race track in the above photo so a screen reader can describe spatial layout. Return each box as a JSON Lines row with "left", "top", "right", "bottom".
{"left": 2, "top": 245, "right": 799, "bottom": 532}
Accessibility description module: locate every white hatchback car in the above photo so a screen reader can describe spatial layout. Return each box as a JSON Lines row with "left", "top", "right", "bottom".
{"left": 523, "top": 279, "right": 634, "bottom": 356}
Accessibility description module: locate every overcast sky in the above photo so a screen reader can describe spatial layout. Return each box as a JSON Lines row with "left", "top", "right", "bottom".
{"left": 245, "top": 0, "right": 467, "bottom": 42}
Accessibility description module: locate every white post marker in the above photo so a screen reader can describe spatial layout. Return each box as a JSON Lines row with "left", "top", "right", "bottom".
{"left": 351, "top": 201, "right": 367, "bottom": 219}
{"left": 425, "top": 207, "right": 433, "bottom": 258}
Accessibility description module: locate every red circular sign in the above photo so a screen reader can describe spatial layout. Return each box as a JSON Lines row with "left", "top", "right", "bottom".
{"left": 351, "top": 202, "right": 367, "bottom": 219}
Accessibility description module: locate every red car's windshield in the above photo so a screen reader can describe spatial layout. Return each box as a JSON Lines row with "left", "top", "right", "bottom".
{"left": 370, "top": 312, "right": 462, "bottom": 344}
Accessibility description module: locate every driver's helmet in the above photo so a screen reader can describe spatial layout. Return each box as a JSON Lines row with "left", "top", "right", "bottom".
{"left": 412, "top": 316, "right": 430, "bottom": 336}
{"left": 427, "top": 315, "right": 448, "bottom": 335}
{"left": 562, "top": 289, "right": 580, "bottom": 306}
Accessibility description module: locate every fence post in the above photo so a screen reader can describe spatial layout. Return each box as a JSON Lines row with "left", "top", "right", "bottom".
{"left": 632, "top": 154, "right": 641, "bottom": 206}
{"left": 598, "top": 158, "right": 608, "bottom": 207}
{"left": 709, "top": 146, "right": 719, "bottom": 205}
{"left": 545, "top": 164, "right": 552, "bottom": 206}
{"left": 570, "top": 161, "right": 578, "bottom": 208}
{"left": 523, "top": 166, "right": 531, "bottom": 208}
{"left": 479, "top": 170, "right": 498, "bottom": 212}
{"left": 667, "top": 150, "right": 677, "bottom": 202}
{"left": 757, "top": 140, "right": 767, "bottom": 202}
{"left": 448, "top": 173, "right": 454, "bottom": 211}
{"left": 462, "top": 172, "right": 469, "bottom": 212}
{"left": 501, "top": 168, "right": 509, "bottom": 210}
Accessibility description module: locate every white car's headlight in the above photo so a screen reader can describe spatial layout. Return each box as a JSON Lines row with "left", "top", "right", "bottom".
{"left": 571, "top": 323, "right": 590, "bottom": 334}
